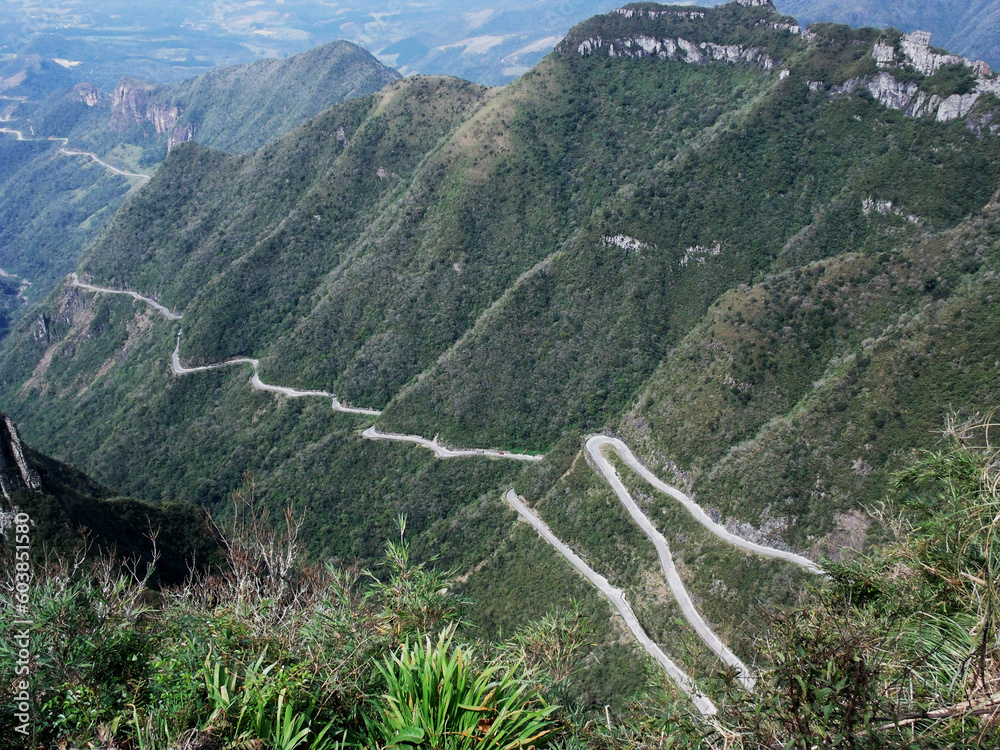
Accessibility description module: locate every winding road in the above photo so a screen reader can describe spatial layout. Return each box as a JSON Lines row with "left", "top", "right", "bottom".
{"left": 587, "top": 436, "right": 755, "bottom": 689}
{"left": 171, "top": 332, "right": 381, "bottom": 416}
{"left": 589, "top": 436, "right": 821, "bottom": 573}
{"left": 363, "top": 425, "right": 541, "bottom": 461}
{"left": 504, "top": 488, "right": 717, "bottom": 715}
{"left": 1, "top": 127, "right": 151, "bottom": 180}
{"left": 71, "top": 273, "right": 182, "bottom": 320}
{"left": 68, "top": 271, "right": 821, "bottom": 714}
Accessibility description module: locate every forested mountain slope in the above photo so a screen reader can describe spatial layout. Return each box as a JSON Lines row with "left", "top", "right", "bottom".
{"left": 3, "top": 0, "right": 1000, "bottom": 690}
{"left": 0, "top": 41, "right": 398, "bottom": 326}
{"left": 0, "top": 414, "right": 220, "bottom": 585}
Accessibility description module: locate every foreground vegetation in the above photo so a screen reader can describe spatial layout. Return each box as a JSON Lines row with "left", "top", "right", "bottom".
{"left": 5, "top": 419, "right": 1000, "bottom": 748}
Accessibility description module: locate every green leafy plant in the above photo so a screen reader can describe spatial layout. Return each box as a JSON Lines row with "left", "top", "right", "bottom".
{"left": 202, "top": 654, "right": 342, "bottom": 750}
{"left": 369, "top": 517, "right": 469, "bottom": 641}
{"left": 368, "top": 627, "right": 558, "bottom": 749}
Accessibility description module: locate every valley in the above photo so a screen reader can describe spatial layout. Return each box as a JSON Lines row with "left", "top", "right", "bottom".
{"left": 69, "top": 266, "right": 816, "bottom": 714}
{"left": 4, "top": 0, "right": 1000, "bottom": 745}
{"left": 0, "top": 40, "right": 399, "bottom": 324}
{"left": 7, "top": 0, "right": 999, "bottom": 655}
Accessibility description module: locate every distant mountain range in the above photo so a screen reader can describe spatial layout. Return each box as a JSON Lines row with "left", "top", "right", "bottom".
{"left": 0, "top": 0, "right": 625, "bottom": 89}
{"left": 0, "top": 40, "right": 397, "bottom": 335}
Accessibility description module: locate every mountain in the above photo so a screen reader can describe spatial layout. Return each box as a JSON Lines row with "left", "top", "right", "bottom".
{"left": 0, "top": 0, "right": 634, "bottom": 89}
{"left": 103, "top": 40, "right": 401, "bottom": 157}
{"left": 3, "top": 0, "right": 1000, "bottom": 697}
{"left": 775, "top": 0, "right": 1000, "bottom": 70}
{"left": 0, "top": 41, "right": 398, "bottom": 332}
{"left": 0, "top": 413, "right": 220, "bottom": 585}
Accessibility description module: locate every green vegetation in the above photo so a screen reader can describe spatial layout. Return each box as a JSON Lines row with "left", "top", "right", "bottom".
{"left": 779, "top": 0, "right": 1000, "bottom": 71}
{"left": 0, "top": 40, "right": 398, "bottom": 333}
{"left": 924, "top": 62, "right": 979, "bottom": 97}
{"left": 3, "top": 4, "right": 1000, "bottom": 745}
{"left": 148, "top": 41, "right": 401, "bottom": 155}
{"left": 0, "top": 441, "right": 220, "bottom": 586}
{"left": 0, "top": 490, "right": 652, "bottom": 750}
{"left": 8, "top": 418, "right": 1000, "bottom": 747}
{"left": 370, "top": 630, "right": 557, "bottom": 749}
{"left": 710, "top": 417, "right": 1000, "bottom": 747}
{"left": 620, "top": 203, "right": 1000, "bottom": 554}
{"left": 0, "top": 135, "right": 134, "bottom": 304}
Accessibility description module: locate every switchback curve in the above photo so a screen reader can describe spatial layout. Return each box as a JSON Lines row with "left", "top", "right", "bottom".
{"left": 504, "top": 488, "right": 717, "bottom": 715}
{"left": 68, "top": 272, "right": 821, "bottom": 712}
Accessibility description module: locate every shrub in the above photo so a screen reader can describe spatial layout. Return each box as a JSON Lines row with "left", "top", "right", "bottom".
{"left": 367, "top": 627, "right": 558, "bottom": 749}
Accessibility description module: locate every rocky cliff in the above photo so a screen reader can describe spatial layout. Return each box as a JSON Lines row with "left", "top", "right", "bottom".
{"left": 110, "top": 77, "right": 191, "bottom": 149}
{"left": 565, "top": 3, "right": 1000, "bottom": 129}
{"left": 72, "top": 82, "right": 108, "bottom": 107}
{"left": 560, "top": 0, "right": 799, "bottom": 71}
{"left": 0, "top": 413, "right": 41, "bottom": 499}
{"left": 830, "top": 30, "right": 1000, "bottom": 123}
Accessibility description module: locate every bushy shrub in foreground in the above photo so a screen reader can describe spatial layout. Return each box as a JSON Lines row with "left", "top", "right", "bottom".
{"left": 0, "top": 481, "right": 575, "bottom": 750}
{"left": 8, "top": 417, "right": 1000, "bottom": 748}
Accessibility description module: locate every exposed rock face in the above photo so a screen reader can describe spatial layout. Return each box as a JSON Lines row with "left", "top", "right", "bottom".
{"left": 167, "top": 122, "right": 196, "bottom": 151}
{"left": 568, "top": 2, "right": 796, "bottom": 71}
{"left": 33, "top": 313, "right": 49, "bottom": 344}
{"left": 901, "top": 30, "right": 968, "bottom": 76}
{"left": 828, "top": 30, "right": 1000, "bottom": 124}
{"left": 612, "top": 7, "right": 705, "bottom": 21}
{"left": 111, "top": 78, "right": 196, "bottom": 151}
{"left": 832, "top": 70, "right": 999, "bottom": 123}
{"left": 0, "top": 414, "right": 41, "bottom": 499}
{"left": 110, "top": 77, "right": 191, "bottom": 149}
{"left": 110, "top": 78, "right": 157, "bottom": 131}
{"left": 872, "top": 42, "right": 895, "bottom": 68}
{"left": 72, "top": 82, "right": 107, "bottom": 107}
{"left": 573, "top": 33, "right": 777, "bottom": 71}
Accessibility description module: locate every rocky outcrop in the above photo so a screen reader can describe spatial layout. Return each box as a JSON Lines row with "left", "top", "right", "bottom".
{"left": 603, "top": 234, "right": 650, "bottom": 252}
{"left": 0, "top": 414, "right": 41, "bottom": 499}
{"left": 612, "top": 7, "right": 705, "bottom": 21}
{"left": 827, "top": 31, "right": 1000, "bottom": 124}
{"left": 167, "top": 122, "right": 196, "bottom": 151}
{"left": 110, "top": 78, "right": 185, "bottom": 140}
{"left": 900, "top": 31, "right": 986, "bottom": 77}
{"left": 110, "top": 78, "right": 157, "bottom": 131}
{"left": 72, "top": 83, "right": 107, "bottom": 107}
{"left": 870, "top": 31, "right": 991, "bottom": 77}
{"left": 574, "top": 33, "right": 777, "bottom": 71}
{"left": 832, "top": 70, "right": 999, "bottom": 123}
{"left": 110, "top": 77, "right": 198, "bottom": 150}
{"left": 568, "top": 2, "right": 796, "bottom": 71}
{"left": 33, "top": 313, "right": 49, "bottom": 345}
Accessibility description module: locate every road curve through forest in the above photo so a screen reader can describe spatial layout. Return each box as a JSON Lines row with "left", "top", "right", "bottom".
{"left": 69, "top": 272, "right": 822, "bottom": 712}
{"left": 71, "top": 273, "right": 182, "bottom": 320}
{"left": 504, "top": 489, "right": 717, "bottom": 715}
{"left": 363, "top": 426, "right": 542, "bottom": 461}
{"left": 1, "top": 128, "right": 151, "bottom": 180}
{"left": 589, "top": 436, "right": 822, "bottom": 573}
{"left": 171, "top": 332, "right": 383, "bottom": 416}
